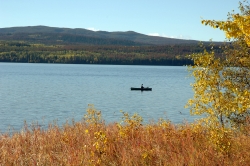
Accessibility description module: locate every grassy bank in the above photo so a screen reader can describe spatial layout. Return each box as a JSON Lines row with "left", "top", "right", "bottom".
{"left": 1, "top": 106, "right": 250, "bottom": 165}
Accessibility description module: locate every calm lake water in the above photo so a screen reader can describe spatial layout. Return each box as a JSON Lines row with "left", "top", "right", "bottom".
{"left": 0, "top": 63, "right": 199, "bottom": 133}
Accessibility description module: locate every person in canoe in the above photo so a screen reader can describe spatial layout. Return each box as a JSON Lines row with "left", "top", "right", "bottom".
{"left": 141, "top": 84, "right": 144, "bottom": 89}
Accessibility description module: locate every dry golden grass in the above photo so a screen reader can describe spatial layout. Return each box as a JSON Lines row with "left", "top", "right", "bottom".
{"left": 1, "top": 106, "right": 250, "bottom": 165}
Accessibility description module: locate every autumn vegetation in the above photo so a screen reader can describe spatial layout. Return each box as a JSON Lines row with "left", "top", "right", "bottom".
{"left": 0, "top": 42, "right": 207, "bottom": 65}
{"left": 1, "top": 1, "right": 250, "bottom": 165}
{"left": 0, "top": 105, "right": 249, "bottom": 165}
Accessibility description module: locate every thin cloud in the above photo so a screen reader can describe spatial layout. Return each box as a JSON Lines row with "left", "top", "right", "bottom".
{"left": 176, "top": 35, "right": 192, "bottom": 40}
{"left": 148, "top": 33, "right": 160, "bottom": 36}
{"left": 86, "top": 27, "right": 99, "bottom": 31}
{"left": 148, "top": 33, "right": 192, "bottom": 40}
{"left": 148, "top": 33, "right": 173, "bottom": 38}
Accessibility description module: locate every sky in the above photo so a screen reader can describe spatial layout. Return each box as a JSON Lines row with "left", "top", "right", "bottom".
{"left": 0, "top": 0, "right": 243, "bottom": 42}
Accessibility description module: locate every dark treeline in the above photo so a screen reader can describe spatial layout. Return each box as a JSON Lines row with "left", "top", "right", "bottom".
{"left": 0, "top": 32, "right": 144, "bottom": 46}
{"left": 0, "top": 41, "right": 223, "bottom": 65}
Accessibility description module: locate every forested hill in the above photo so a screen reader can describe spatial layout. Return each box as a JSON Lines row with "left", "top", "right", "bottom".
{"left": 0, "top": 26, "right": 224, "bottom": 66}
{"left": 0, "top": 26, "right": 201, "bottom": 46}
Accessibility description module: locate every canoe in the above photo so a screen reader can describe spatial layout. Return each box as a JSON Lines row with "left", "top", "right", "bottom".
{"left": 131, "top": 87, "right": 152, "bottom": 91}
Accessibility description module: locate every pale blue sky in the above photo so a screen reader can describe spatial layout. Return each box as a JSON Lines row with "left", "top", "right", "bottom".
{"left": 1, "top": 0, "right": 242, "bottom": 41}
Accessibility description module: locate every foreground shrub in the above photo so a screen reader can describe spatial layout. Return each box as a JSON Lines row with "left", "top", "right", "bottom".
{"left": 0, "top": 106, "right": 250, "bottom": 165}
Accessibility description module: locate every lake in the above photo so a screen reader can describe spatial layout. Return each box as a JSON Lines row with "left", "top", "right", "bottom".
{"left": 0, "top": 63, "right": 199, "bottom": 133}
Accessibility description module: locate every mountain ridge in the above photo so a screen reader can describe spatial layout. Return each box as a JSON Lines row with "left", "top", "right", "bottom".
{"left": 0, "top": 25, "right": 203, "bottom": 45}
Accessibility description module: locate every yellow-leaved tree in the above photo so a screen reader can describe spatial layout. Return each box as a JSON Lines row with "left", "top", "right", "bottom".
{"left": 186, "top": 1, "right": 250, "bottom": 132}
